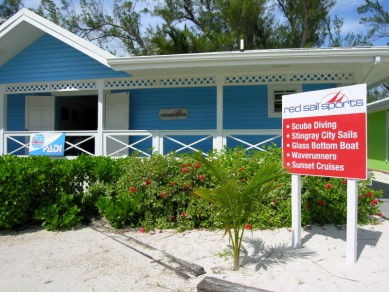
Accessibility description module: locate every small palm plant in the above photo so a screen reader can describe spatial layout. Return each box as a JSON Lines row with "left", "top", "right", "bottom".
{"left": 192, "top": 151, "right": 285, "bottom": 271}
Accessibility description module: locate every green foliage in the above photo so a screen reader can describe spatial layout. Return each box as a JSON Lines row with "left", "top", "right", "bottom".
{"left": 301, "top": 176, "right": 383, "bottom": 225}
{"left": 96, "top": 194, "right": 140, "bottom": 229}
{"left": 33, "top": 192, "right": 82, "bottom": 231}
{"left": 358, "top": 0, "right": 389, "bottom": 44}
{"left": 0, "top": 155, "right": 124, "bottom": 230}
{"left": 192, "top": 150, "right": 286, "bottom": 270}
{"left": 0, "top": 149, "right": 384, "bottom": 234}
{"left": 0, "top": 156, "right": 50, "bottom": 229}
{"left": 20, "top": 0, "right": 367, "bottom": 56}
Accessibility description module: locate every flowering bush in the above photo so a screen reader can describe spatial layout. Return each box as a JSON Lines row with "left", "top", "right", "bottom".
{"left": 0, "top": 148, "right": 383, "bottom": 232}
{"left": 90, "top": 146, "right": 383, "bottom": 231}
{"left": 301, "top": 175, "right": 383, "bottom": 225}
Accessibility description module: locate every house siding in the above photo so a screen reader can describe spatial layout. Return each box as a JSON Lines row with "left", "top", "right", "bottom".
{"left": 223, "top": 85, "right": 277, "bottom": 129}
{"left": 0, "top": 34, "right": 128, "bottom": 84}
{"left": 6, "top": 94, "right": 26, "bottom": 154}
{"left": 302, "top": 83, "right": 337, "bottom": 92}
{"left": 7, "top": 94, "right": 25, "bottom": 131}
{"left": 127, "top": 87, "right": 217, "bottom": 130}
{"left": 123, "top": 86, "right": 216, "bottom": 154}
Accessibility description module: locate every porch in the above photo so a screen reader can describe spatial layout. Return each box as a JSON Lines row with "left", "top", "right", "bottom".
{"left": 2, "top": 129, "right": 282, "bottom": 157}
{"left": 0, "top": 72, "right": 357, "bottom": 158}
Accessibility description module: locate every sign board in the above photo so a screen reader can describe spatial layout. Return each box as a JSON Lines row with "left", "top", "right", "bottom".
{"left": 282, "top": 84, "right": 367, "bottom": 180}
{"left": 159, "top": 108, "right": 188, "bottom": 120}
{"left": 29, "top": 133, "right": 65, "bottom": 156}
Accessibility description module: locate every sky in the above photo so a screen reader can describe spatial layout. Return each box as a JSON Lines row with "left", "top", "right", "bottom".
{"left": 25, "top": 0, "right": 389, "bottom": 48}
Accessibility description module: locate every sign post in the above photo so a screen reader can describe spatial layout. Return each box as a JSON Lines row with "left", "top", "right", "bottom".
{"left": 292, "top": 174, "right": 301, "bottom": 248}
{"left": 282, "top": 84, "right": 367, "bottom": 263}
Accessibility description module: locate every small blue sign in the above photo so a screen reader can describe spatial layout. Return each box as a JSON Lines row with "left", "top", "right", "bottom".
{"left": 29, "top": 133, "right": 65, "bottom": 156}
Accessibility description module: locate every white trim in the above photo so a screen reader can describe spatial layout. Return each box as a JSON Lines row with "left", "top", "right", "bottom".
{"left": 0, "top": 85, "right": 5, "bottom": 155}
{"left": 267, "top": 84, "right": 302, "bottom": 118}
{"left": 96, "top": 80, "right": 105, "bottom": 156}
{"left": 367, "top": 96, "right": 389, "bottom": 113}
{"left": 4, "top": 71, "right": 355, "bottom": 95}
{"left": 0, "top": 9, "right": 113, "bottom": 66}
{"left": 215, "top": 75, "right": 224, "bottom": 151}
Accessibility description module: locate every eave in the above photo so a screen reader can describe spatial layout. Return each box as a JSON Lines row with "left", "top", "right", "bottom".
{"left": 108, "top": 47, "right": 389, "bottom": 89}
{"left": 367, "top": 97, "right": 389, "bottom": 113}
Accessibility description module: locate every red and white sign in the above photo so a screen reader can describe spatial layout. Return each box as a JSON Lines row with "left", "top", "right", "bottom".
{"left": 282, "top": 84, "right": 367, "bottom": 180}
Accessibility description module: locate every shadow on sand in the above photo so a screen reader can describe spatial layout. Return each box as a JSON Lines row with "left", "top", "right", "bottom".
{"left": 240, "top": 237, "right": 316, "bottom": 271}
{"left": 300, "top": 225, "right": 383, "bottom": 260}
{"left": 239, "top": 224, "right": 383, "bottom": 270}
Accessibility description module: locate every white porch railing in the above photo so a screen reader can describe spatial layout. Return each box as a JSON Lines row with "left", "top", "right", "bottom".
{"left": 3, "top": 131, "right": 97, "bottom": 156}
{"left": 3, "top": 129, "right": 282, "bottom": 157}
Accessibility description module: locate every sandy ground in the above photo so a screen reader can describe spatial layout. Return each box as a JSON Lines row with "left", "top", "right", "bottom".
{"left": 1, "top": 218, "right": 388, "bottom": 292}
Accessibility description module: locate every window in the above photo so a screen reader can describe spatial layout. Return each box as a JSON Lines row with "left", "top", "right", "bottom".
{"left": 268, "top": 84, "right": 301, "bottom": 118}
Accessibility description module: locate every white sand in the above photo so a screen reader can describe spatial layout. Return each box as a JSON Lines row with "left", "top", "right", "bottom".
{"left": 1, "top": 220, "right": 388, "bottom": 292}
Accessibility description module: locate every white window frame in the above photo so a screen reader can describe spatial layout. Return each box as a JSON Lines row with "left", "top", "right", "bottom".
{"left": 267, "top": 84, "right": 302, "bottom": 118}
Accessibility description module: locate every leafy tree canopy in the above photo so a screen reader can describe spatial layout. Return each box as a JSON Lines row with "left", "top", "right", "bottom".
{"left": 2, "top": 0, "right": 382, "bottom": 55}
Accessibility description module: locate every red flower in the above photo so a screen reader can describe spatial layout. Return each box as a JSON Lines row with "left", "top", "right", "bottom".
{"left": 129, "top": 187, "right": 137, "bottom": 192}
{"left": 377, "top": 212, "right": 382, "bottom": 217}
{"left": 180, "top": 211, "right": 187, "bottom": 217}
{"left": 325, "top": 183, "right": 332, "bottom": 189}
{"left": 371, "top": 199, "right": 378, "bottom": 205}
{"left": 239, "top": 167, "right": 245, "bottom": 172}
{"left": 317, "top": 200, "right": 325, "bottom": 206}
{"left": 161, "top": 192, "right": 167, "bottom": 198}
{"left": 244, "top": 223, "right": 251, "bottom": 230}
{"left": 199, "top": 174, "right": 205, "bottom": 181}
{"left": 169, "top": 181, "right": 175, "bottom": 186}
{"left": 145, "top": 179, "right": 151, "bottom": 185}
{"left": 138, "top": 227, "right": 145, "bottom": 233}
{"left": 343, "top": 179, "right": 347, "bottom": 185}
{"left": 367, "top": 192, "right": 373, "bottom": 197}
{"left": 183, "top": 183, "right": 190, "bottom": 190}
{"left": 182, "top": 167, "right": 188, "bottom": 173}
{"left": 195, "top": 162, "right": 202, "bottom": 169}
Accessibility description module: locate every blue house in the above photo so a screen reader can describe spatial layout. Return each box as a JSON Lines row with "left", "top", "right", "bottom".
{"left": 1, "top": 9, "right": 389, "bottom": 157}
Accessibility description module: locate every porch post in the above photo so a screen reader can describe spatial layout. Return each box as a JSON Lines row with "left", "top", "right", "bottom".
{"left": 214, "top": 76, "right": 224, "bottom": 151}
{"left": 0, "top": 85, "right": 5, "bottom": 155}
{"left": 96, "top": 80, "right": 104, "bottom": 156}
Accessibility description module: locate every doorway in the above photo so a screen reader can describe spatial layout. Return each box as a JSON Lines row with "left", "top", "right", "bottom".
{"left": 58, "top": 95, "right": 97, "bottom": 155}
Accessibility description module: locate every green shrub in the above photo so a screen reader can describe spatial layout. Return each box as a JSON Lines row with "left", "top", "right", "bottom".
{"left": 96, "top": 193, "right": 141, "bottom": 229}
{"left": 301, "top": 176, "right": 382, "bottom": 225}
{"left": 0, "top": 156, "right": 51, "bottom": 229}
{"left": 0, "top": 148, "right": 383, "bottom": 231}
{"left": 33, "top": 192, "right": 82, "bottom": 231}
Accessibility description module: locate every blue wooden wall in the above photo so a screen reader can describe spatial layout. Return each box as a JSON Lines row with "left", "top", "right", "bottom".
{"left": 127, "top": 87, "right": 217, "bottom": 130}
{"left": 0, "top": 34, "right": 128, "bottom": 84}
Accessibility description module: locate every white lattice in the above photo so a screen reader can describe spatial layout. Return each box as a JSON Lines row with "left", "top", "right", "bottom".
{"left": 289, "top": 72, "right": 354, "bottom": 82}
{"left": 160, "top": 76, "right": 215, "bottom": 86}
{"left": 6, "top": 83, "right": 49, "bottom": 93}
{"left": 51, "top": 81, "right": 96, "bottom": 90}
{"left": 105, "top": 79, "right": 157, "bottom": 88}
{"left": 225, "top": 74, "right": 287, "bottom": 84}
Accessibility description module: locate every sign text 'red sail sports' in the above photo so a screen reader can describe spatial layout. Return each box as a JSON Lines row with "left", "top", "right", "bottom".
{"left": 282, "top": 84, "right": 367, "bottom": 180}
